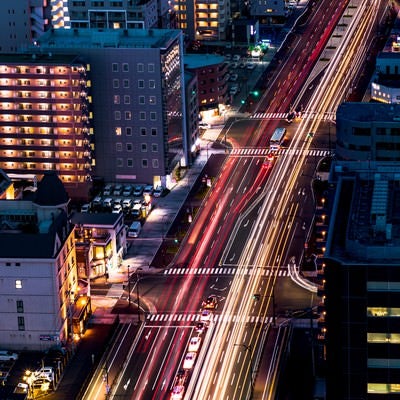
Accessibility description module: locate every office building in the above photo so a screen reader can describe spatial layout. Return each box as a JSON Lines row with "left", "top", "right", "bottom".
{"left": 321, "top": 160, "right": 400, "bottom": 399}
{"left": 34, "top": 28, "right": 188, "bottom": 189}
{"left": 335, "top": 102, "right": 400, "bottom": 162}
{"left": 0, "top": 172, "right": 90, "bottom": 351}
{"left": 0, "top": 53, "right": 93, "bottom": 201}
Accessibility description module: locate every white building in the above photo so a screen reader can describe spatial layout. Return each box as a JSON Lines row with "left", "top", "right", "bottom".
{"left": 0, "top": 172, "right": 88, "bottom": 351}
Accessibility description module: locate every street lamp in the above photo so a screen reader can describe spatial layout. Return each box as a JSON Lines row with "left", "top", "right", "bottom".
{"left": 234, "top": 343, "right": 254, "bottom": 394}
{"left": 136, "top": 270, "right": 141, "bottom": 322}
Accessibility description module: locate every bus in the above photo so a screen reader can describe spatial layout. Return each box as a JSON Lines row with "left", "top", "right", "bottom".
{"left": 269, "top": 127, "right": 286, "bottom": 151}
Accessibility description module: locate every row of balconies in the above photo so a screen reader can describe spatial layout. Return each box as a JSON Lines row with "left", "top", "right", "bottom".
{"left": 0, "top": 162, "right": 92, "bottom": 173}
{"left": 0, "top": 154, "right": 92, "bottom": 164}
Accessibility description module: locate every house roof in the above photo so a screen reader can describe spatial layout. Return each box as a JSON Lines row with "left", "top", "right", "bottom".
{"left": 34, "top": 172, "right": 69, "bottom": 207}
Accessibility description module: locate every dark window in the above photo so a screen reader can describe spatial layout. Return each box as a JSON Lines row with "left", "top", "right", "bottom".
{"left": 16, "top": 300, "right": 23, "bottom": 313}
{"left": 18, "top": 316, "right": 25, "bottom": 331}
{"left": 353, "top": 127, "right": 370, "bottom": 136}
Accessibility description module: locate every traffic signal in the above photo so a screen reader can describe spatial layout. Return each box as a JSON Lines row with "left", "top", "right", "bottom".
{"left": 174, "top": 237, "right": 179, "bottom": 244}
{"left": 241, "top": 99, "right": 246, "bottom": 105}
{"left": 252, "top": 90, "right": 259, "bottom": 97}
{"left": 253, "top": 294, "right": 261, "bottom": 301}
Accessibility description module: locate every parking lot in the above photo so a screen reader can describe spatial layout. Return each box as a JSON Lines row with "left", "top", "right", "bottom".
{"left": 82, "top": 183, "right": 167, "bottom": 226}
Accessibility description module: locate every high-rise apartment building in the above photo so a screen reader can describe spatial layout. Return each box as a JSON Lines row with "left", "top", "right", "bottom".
{"left": 0, "top": 53, "right": 93, "bottom": 200}
{"left": 51, "top": 0, "right": 175, "bottom": 30}
{"left": 0, "top": 1, "right": 51, "bottom": 53}
{"left": 34, "top": 28, "right": 188, "bottom": 188}
{"left": 321, "top": 160, "right": 400, "bottom": 399}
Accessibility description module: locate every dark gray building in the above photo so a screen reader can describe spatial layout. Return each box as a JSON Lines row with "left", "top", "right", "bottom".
{"left": 321, "top": 160, "right": 400, "bottom": 399}
{"left": 34, "top": 28, "right": 188, "bottom": 189}
{"left": 336, "top": 102, "right": 400, "bottom": 161}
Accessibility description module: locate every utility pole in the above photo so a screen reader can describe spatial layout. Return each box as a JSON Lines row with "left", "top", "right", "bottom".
{"left": 127, "top": 265, "right": 131, "bottom": 306}
{"left": 136, "top": 271, "right": 141, "bottom": 322}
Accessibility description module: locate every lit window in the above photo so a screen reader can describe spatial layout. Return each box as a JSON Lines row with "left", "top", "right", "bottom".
{"left": 115, "top": 127, "right": 122, "bottom": 135}
{"left": 114, "top": 95, "right": 120, "bottom": 104}
{"left": 149, "top": 96, "right": 156, "bottom": 104}
{"left": 15, "top": 280, "right": 22, "bottom": 289}
{"left": 125, "top": 111, "right": 132, "bottom": 120}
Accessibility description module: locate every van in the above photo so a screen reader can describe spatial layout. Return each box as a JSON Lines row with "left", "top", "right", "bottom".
{"left": 128, "top": 221, "right": 141, "bottom": 238}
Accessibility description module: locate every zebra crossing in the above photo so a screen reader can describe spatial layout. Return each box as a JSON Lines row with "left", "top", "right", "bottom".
{"left": 146, "top": 312, "right": 275, "bottom": 325}
{"left": 164, "top": 266, "right": 288, "bottom": 277}
{"left": 229, "top": 147, "right": 331, "bottom": 157}
{"left": 251, "top": 111, "right": 336, "bottom": 121}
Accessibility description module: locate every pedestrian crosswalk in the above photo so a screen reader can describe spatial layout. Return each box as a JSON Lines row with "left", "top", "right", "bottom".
{"left": 251, "top": 111, "right": 336, "bottom": 121}
{"left": 146, "top": 312, "right": 275, "bottom": 324}
{"left": 229, "top": 147, "right": 331, "bottom": 157}
{"left": 164, "top": 266, "right": 288, "bottom": 277}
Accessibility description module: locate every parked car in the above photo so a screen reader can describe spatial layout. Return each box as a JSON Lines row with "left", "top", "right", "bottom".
{"left": 143, "top": 185, "right": 154, "bottom": 196}
{"left": 103, "top": 184, "right": 113, "bottom": 196}
{"left": 80, "top": 203, "right": 91, "bottom": 213}
{"left": 229, "top": 73, "right": 239, "bottom": 82}
{"left": 133, "top": 185, "right": 144, "bottom": 197}
{"left": 31, "top": 377, "right": 52, "bottom": 389}
{"left": 113, "top": 184, "right": 123, "bottom": 196}
{"left": 230, "top": 86, "right": 238, "bottom": 96}
{"left": 0, "top": 351, "right": 18, "bottom": 361}
{"left": 34, "top": 367, "right": 54, "bottom": 381}
{"left": 199, "top": 122, "right": 211, "bottom": 129}
{"left": 232, "top": 54, "right": 241, "bottom": 61}
{"left": 122, "top": 185, "right": 133, "bottom": 197}
{"left": 103, "top": 198, "right": 114, "bottom": 209}
{"left": 153, "top": 186, "right": 165, "bottom": 197}
{"left": 112, "top": 204, "right": 123, "bottom": 214}
{"left": 246, "top": 63, "right": 256, "bottom": 70}
{"left": 122, "top": 198, "right": 133, "bottom": 210}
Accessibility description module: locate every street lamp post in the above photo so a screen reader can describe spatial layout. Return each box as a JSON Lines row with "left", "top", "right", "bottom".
{"left": 127, "top": 265, "right": 131, "bottom": 306}
{"left": 253, "top": 290, "right": 276, "bottom": 327}
{"left": 234, "top": 343, "right": 254, "bottom": 395}
{"left": 136, "top": 271, "right": 141, "bottom": 322}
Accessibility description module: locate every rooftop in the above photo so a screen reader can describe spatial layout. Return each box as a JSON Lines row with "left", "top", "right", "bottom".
{"left": 326, "top": 161, "right": 400, "bottom": 263}
{"left": 336, "top": 102, "right": 400, "bottom": 123}
{"left": 184, "top": 53, "right": 225, "bottom": 69}
{"left": 35, "top": 28, "right": 182, "bottom": 50}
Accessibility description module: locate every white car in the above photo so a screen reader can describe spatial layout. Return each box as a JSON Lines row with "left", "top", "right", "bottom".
{"left": 170, "top": 385, "right": 185, "bottom": 400}
{"left": 188, "top": 336, "right": 201, "bottom": 352}
{"left": 199, "top": 122, "right": 211, "bottom": 129}
{"left": 0, "top": 350, "right": 18, "bottom": 361}
{"left": 200, "top": 309, "right": 213, "bottom": 324}
{"left": 183, "top": 352, "right": 197, "bottom": 370}
{"left": 153, "top": 186, "right": 165, "bottom": 197}
{"left": 112, "top": 204, "right": 123, "bottom": 214}
{"left": 229, "top": 86, "right": 238, "bottom": 96}
{"left": 34, "top": 367, "right": 54, "bottom": 381}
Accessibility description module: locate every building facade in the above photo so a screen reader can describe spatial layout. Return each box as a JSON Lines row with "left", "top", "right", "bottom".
{"left": 0, "top": 53, "right": 93, "bottom": 201}
{"left": 321, "top": 160, "right": 400, "bottom": 399}
{"left": 34, "top": 28, "right": 188, "bottom": 189}
{"left": 71, "top": 212, "right": 127, "bottom": 280}
{"left": 50, "top": 0, "right": 176, "bottom": 30}
{"left": 335, "top": 102, "right": 400, "bottom": 162}
{"left": 0, "top": 0, "right": 51, "bottom": 53}
{"left": 0, "top": 172, "right": 89, "bottom": 351}
{"left": 184, "top": 54, "right": 229, "bottom": 113}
